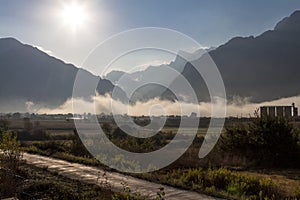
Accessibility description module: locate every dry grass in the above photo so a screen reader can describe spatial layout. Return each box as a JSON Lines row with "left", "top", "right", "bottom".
{"left": 239, "top": 169, "right": 300, "bottom": 196}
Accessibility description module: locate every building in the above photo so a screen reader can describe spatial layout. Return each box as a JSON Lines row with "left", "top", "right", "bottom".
{"left": 260, "top": 103, "right": 298, "bottom": 118}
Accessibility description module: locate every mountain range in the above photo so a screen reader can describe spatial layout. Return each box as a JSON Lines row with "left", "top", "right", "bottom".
{"left": 202, "top": 10, "right": 300, "bottom": 103}
{"left": 1, "top": 11, "right": 300, "bottom": 112}
{"left": 106, "top": 11, "right": 300, "bottom": 103}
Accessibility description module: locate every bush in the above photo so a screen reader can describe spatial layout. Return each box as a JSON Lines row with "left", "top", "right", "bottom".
{"left": 0, "top": 130, "right": 22, "bottom": 171}
{"left": 219, "top": 116, "right": 300, "bottom": 168}
{"left": 0, "top": 130, "right": 22, "bottom": 197}
{"left": 180, "top": 168, "right": 204, "bottom": 186}
{"left": 206, "top": 168, "right": 235, "bottom": 189}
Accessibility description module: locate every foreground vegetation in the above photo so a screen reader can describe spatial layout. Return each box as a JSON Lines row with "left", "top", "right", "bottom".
{"left": 140, "top": 167, "right": 292, "bottom": 200}
{"left": 0, "top": 129, "right": 150, "bottom": 199}
{"left": 10, "top": 164, "right": 121, "bottom": 199}
{"left": 1, "top": 115, "right": 300, "bottom": 199}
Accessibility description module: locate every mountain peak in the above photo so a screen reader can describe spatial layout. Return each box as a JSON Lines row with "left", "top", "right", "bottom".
{"left": 0, "top": 37, "right": 22, "bottom": 47}
{"left": 0, "top": 37, "right": 20, "bottom": 42}
{"left": 290, "top": 10, "right": 300, "bottom": 17}
{"left": 274, "top": 10, "right": 300, "bottom": 32}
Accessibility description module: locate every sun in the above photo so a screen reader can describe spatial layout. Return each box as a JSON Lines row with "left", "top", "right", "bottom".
{"left": 61, "top": 2, "right": 88, "bottom": 30}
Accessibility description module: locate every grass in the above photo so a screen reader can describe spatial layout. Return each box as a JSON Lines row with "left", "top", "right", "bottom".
{"left": 161, "top": 127, "right": 210, "bottom": 137}
{"left": 21, "top": 145, "right": 107, "bottom": 168}
{"left": 18, "top": 163, "right": 113, "bottom": 199}
{"left": 238, "top": 170, "right": 300, "bottom": 198}
{"left": 138, "top": 167, "right": 300, "bottom": 200}
{"left": 1, "top": 163, "right": 146, "bottom": 199}
{"left": 7, "top": 119, "right": 75, "bottom": 130}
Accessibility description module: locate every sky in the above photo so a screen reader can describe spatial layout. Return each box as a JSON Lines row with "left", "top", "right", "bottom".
{"left": 1, "top": 0, "right": 300, "bottom": 69}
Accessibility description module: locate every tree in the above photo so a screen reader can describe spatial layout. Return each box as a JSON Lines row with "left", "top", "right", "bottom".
{"left": 219, "top": 116, "right": 300, "bottom": 168}
{"left": 12, "top": 112, "right": 21, "bottom": 119}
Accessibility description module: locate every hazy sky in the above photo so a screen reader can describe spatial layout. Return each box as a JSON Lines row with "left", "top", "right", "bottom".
{"left": 1, "top": 0, "right": 300, "bottom": 68}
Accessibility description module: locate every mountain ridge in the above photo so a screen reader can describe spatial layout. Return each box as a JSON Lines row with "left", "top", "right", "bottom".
{"left": 179, "top": 10, "right": 300, "bottom": 103}
{"left": 0, "top": 37, "right": 126, "bottom": 112}
{"left": 1, "top": 10, "right": 300, "bottom": 112}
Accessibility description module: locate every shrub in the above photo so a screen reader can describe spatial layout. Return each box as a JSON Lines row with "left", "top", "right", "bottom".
{"left": 204, "top": 186, "right": 216, "bottom": 195}
{"left": 206, "top": 168, "right": 233, "bottom": 189}
{"left": 164, "top": 167, "right": 283, "bottom": 199}
{"left": 0, "top": 130, "right": 22, "bottom": 171}
{"left": 180, "top": 168, "right": 204, "bottom": 186}
{"left": 0, "top": 130, "right": 22, "bottom": 197}
{"left": 259, "top": 177, "right": 280, "bottom": 198}
{"left": 219, "top": 116, "right": 300, "bottom": 168}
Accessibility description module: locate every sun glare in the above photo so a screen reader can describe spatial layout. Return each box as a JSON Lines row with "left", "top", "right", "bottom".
{"left": 61, "top": 2, "right": 88, "bottom": 30}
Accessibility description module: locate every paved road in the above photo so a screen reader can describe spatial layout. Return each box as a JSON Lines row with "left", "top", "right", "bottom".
{"left": 23, "top": 153, "right": 219, "bottom": 200}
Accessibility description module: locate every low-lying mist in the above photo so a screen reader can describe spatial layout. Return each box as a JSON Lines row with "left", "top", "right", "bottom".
{"left": 21, "top": 94, "right": 300, "bottom": 117}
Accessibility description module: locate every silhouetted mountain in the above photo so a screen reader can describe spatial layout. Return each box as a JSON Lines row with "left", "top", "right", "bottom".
{"left": 99, "top": 11, "right": 300, "bottom": 102}
{"left": 106, "top": 11, "right": 300, "bottom": 104}
{"left": 104, "top": 70, "right": 126, "bottom": 84}
{"left": 104, "top": 49, "right": 206, "bottom": 102}
{"left": 0, "top": 38, "right": 126, "bottom": 112}
{"left": 2, "top": 10, "right": 299, "bottom": 112}
{"left": 179, "top": 10, "right": 300, "bottom": 103}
